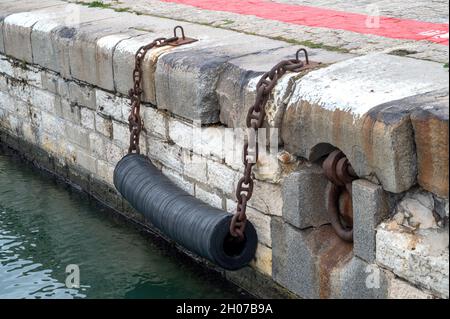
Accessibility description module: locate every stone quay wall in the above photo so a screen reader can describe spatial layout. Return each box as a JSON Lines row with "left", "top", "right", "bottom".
{"left": 0, "top": 1, "right": 448, "bottom": 299}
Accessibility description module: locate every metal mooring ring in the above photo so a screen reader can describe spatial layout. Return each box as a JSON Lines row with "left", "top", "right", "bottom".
{"left": 173, "top": 25, "right": 186, "bottom": 39}
{"left": 328, "top": 183, "right": 353, "bottom": 242}
{"left": 296, "top": 48, "right": 309, "bottom": 65}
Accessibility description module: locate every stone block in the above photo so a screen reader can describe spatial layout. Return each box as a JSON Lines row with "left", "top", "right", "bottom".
{"left": 330, "top": 257, "right": 388, "bottom": 299}
{"left": 250, "top": 244, "right": 272, "bottom": 277}
{"left": 68, "top": 81, "right": 96, "bottom": 110}
{"left": 218, "top": 46, "right": 353, "bottom": 128}
{"left": 248, "top": 180, "right": 283, "bottom": 216}
{"left": 162, "top": 167, "right": 195, "bottom": 196}
{"left": 66, "top": 16, "right": 129, "bottom": 89}
{"left": 410, "top": 92, "right": 449, "bottom": 198}
{"left": 56, "top": 98, "right": 81, "bottom": 124}
{"left": 0, "top": 74, "right": 7, "bottom": 92}
{"left": 282, "top": 54, "right": 449, "bottom": 193}
{"left": 80, "top": 107, "right": 95, "bottom": 130}
{"left": 246, "top": 207, "right": 272, "bottom": 248}
{"left": 147, "top": 135, "right": 184, "bottom": 173}
{"left": 95, "top": 89, "right": 128, "bottom": 123}
{"left": 29, "top": 87, "right": 58, "bottom": 114}
{"left": 142, "top": 106, "right": 167, "bottom": 138}
{"left": 39, "top": 69, "right": 56, "bottom": 91}
{"left": 386, "top": 274, "right": 434, "bottom": 299}
{"left": 112, "top": 23, "right": 179, "bottom": 104}
{"left": 282, "top": 165, "right": 329, "bottom": 229}
{"left": 206, "top": 159, "right": 238, "bottom": 196}
{"left": 195, "top": 185, "right": 222, "bottom": 209}
{"left": 112, "top": 120, "right": 129, "bottom": 145}
{"left": 1, "top": 1, "right": 64, "bottom": 62}
{"left": 73, "top": 147, "right": 97, "bottom": 173}
{"left": 30, "top": 5, "right": 117, "bottom": 73}
{"left": 168, "top": 117, "right": 193, "bottom": 150}
{"left": 0, "top": 1, "right": 64, "bottom": 56}
{"left": 95, "top": 113, "right": 113, "bottom": 139}
{"left": 41, "top": 110, "right": 64, "bottom": 136}
{"left": 155, "top": 31, "right": 285, "bottom": 123}
{"left": 65, "top": 121, "right": 90, "bottom": 149}
{"left": 272, "top": 218, "right": 352, "bottom": 298}
{"left": 96, "top": 159, "right": 115, "bottom": 186}
{"left": 394, "top": 189, "right": 440, "bottom": 230}
{"left": 183, "top": 151, "right": 207, "bottom": 184}
{"left": 353, "top": 179, "right": 392, "bottom": 263}
{"left": 376, "top": 220, "right": 449, "bottom": 298}
{"left": 105, "top": 141, "right": 127, "bottom": 165}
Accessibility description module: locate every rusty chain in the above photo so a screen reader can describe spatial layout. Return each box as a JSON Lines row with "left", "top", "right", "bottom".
{"left": 230, "top": 48, "right": 314, "bottom": 240}
{"left": 322, "top": 150, "right": 358, "bottom": 242}
{"left": 128, "top": 26, "right": 196, "bottom": 154}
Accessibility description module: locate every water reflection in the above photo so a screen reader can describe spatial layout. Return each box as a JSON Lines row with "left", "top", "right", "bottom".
{"left": 0, "top": 154, "right": 244, "bottom": 299}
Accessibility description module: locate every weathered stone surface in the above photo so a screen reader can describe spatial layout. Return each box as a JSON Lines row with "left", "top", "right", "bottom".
{"left": 272, "top": 218, "right": 352, "bottom": 298}
{"left": 394, "top": 189, "right": 441, "bottom": 230}
{"left": 248, "top": 180, "right": 283, "bottom": 216}
{"left": 410, "top": 92, "right": 449, "bottom": 198}
{"left": 352, "top": 179, "right": 392, "bottom": 263}
{"left": 66, "top": 15, "right": 134, "bottom": 89}
{"left": 218, "top": 46, "right": 353, "bottom": 129}
{"left": 386, "top": 274, "right": 434, "bottom": 299}
{"left": 147, "top": 135, "right": 184, "bottom": 173}
{"left": 246, "top": 207, "right": 272, "bottom": 247}
{"left": 282, "top": 54, "right": 449, "bottom": 193}
{"left": 3, "top": 11, "right": 44, "bottom": 63}
{"left": 282, "top": 164, "right": 329, "bottom": 229}
{"left": 31, "top": 5, "right": 117, "bottom": 75}
{"left": 195, "top": 185, "right": 222, "bottom": 209}
{"left": 330, "top": 257, "right": 388, "bottom": 299}
{"left": 68, "top": 81, "right": 96, "bottom": 110}
{"left": 183, "top": 151, "right": 207, "bottom": 184}
{"left": 376, "top": 220, "right": 449, "bottom": 298}
{"left": 0, "top": 0, "right": 63, "bottom": 55}
{"left": 96, "top": 89, "right": 128, "bottom": 123}
{"left": 162, "top": 167, "right": 195, "bottom": 196}
{"left": 250, "top": 244, "right": 272, "bottom": 277}
{"left": 155, "top": 31, "right": 285, "bottom": 123}
{"left": 206, "top": 159, "right": 238, "bottom": 196}
{"left": 112, "top": 17, "right": 185, "bottom": 103}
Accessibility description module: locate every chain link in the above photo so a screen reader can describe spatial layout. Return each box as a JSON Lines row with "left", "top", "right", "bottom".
{"left": 230, "top": 49, "right": 311, "bottom": 240}
{"left": 127, "top": 26, "right": 197, "bottom": 154}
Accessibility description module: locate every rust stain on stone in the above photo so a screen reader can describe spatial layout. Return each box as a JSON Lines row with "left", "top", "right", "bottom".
{"left": 412, "top": 116, "right": 449, "bottom": 198}
{"left": 331, "top": 109, "right": 344, "bottom": 147}
{"left": 361, "top": 114, "right": 376, "bottom": 168}
{"left": 313, "top": 226, "right": 353, "bottom": 299}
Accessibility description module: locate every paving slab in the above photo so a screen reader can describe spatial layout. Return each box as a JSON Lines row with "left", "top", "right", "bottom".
{"left": 68, "top": 0, "right": 449, "bottom": 63}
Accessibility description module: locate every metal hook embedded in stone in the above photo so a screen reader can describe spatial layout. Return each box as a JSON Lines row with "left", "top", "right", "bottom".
{"left": 296, "top": 48, "right": 309, "bottom": 65}
{"left": 173, "top": 25, "right": 186, "bottom": 39}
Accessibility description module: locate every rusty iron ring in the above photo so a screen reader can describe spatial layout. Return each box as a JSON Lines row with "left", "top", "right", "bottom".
{"left": 323, "top": 150, "right": 345, "bottom": 186}
{"left": 327, "top": 183, "right": 353, "bottom": 242}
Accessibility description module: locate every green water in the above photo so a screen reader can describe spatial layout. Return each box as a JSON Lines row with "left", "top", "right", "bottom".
{"left": 0, "top": 152, "right": 246, "bottom": 299}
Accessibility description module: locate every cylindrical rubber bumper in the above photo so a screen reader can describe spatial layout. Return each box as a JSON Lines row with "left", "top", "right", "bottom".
{"left": 114, "top": 154, "right": 258, "bottom": 270}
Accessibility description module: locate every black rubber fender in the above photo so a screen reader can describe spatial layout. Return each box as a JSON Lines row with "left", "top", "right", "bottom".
{"left": 114, "top": 154, "right": 258, "bottom": 270}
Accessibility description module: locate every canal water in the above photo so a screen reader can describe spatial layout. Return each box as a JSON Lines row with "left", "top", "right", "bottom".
{"left": 0, "top": 150, "right": 246, "bottom": 299}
